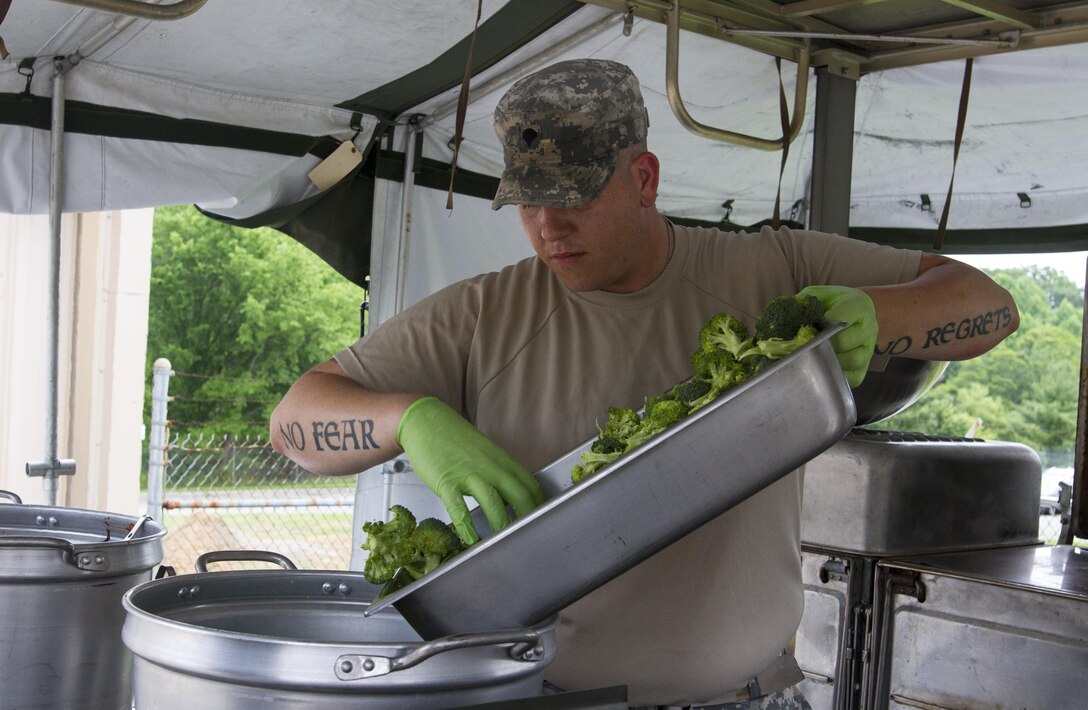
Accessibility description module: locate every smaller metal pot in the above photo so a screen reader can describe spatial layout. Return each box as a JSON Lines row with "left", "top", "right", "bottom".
{"left": 122, "top": 551, "right": 558, "bottom": 709}
{"left": 0, "top": 489, "right": 166, "bottom": 710}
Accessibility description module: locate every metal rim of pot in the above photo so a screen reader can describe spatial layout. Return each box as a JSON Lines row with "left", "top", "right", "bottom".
{"left": 122, "top": 550, "right": 559, "bottom": 693}
{"left": 0, "top": 488, "right": 166, "bottom": 580}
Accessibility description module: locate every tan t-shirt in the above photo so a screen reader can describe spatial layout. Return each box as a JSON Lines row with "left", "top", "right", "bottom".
{"left": 336, "top": 223, "right": 920, "bottom": 706}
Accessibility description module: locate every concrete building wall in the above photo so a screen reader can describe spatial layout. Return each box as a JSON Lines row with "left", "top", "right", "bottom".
{"left": 0, "top": 210, "right": 153, "bottom": 515}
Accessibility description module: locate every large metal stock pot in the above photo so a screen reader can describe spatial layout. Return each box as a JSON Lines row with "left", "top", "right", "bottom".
{"left": 121, "top": 550, "right": 558, "bottom": 709}
{"left": 0, "top": 489, "right": 166, "bottom": 710}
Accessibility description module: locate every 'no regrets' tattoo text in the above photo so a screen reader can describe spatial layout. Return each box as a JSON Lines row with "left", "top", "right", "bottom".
{"left": 874, "top": 306, "right": 1015, "bottom": 356}
{"left": 922, "top": 305, "right": 1015, "bottom": 349}
{"left": 277, "top": 419, "right": 380, "bottom": 452}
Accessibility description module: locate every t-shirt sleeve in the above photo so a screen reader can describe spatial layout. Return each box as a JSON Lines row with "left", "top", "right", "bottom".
{"left": 769, "top": 227, "right": 922, "bottom": 288}
{"left": 333, "top": 281, "right": 480, "bottom": 414}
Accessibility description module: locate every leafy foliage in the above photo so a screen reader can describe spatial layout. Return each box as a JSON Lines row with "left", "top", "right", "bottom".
{"left": 146, "top": 205, "right": 367, "bottom": 438}
{"left": 874, "top": 265, "right": 1082, "bottom": 466}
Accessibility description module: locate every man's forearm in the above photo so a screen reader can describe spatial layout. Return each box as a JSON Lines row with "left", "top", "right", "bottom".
{"left": 865, "top": 256, "right": 1019, "bottom": 361}
{"left": 269, "top": 359, "right": 421, "bottom": 476}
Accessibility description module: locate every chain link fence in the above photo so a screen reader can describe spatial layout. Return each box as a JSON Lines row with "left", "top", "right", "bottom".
{"left": 156, "top": 432, "right": 356, "bottom": 574}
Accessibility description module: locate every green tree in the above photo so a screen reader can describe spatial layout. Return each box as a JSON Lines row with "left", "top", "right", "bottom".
{"left": 875, "top": 266, "right": 1082, "bottom": 465}
{"left": 146, "top": 205, "right": 367, "bottom": 438}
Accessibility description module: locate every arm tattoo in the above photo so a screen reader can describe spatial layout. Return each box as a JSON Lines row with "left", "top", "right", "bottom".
{"left": 277, "top": 419, "right": 381, "bottom": 453}
{"left": 875, "top": 306, "right": 1014, "bottom": 356}
{"left": 875, "top": 336, "right": 912, "bottom": 357}
{"left": 922, "top": 306, "right": 1015, "bottom": 350}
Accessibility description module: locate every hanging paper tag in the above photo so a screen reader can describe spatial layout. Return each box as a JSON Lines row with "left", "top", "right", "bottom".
{"left": 308, "top": 140, "right": 362, "bottom": 191}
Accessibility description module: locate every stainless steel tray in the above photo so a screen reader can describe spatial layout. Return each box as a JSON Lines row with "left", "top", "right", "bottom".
{"left": 801, "top": 429, "right": 1042, "bottom": 556}
{"left": 366, "top": 327, "right": 856, "bottom": 639}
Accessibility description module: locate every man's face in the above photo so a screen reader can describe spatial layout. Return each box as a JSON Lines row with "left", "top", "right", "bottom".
{"left": 517, "top": 152, "right": 658, "bottom": 294}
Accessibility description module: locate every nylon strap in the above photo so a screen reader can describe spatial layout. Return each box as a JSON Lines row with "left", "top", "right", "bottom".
{"left": 771, "top": 56, "right": 790, "bottom": 230}
{"left": 446, "top": 0, "right": 484, "bottom": 211}
{"left": 934, "top": 57, "right": 973, "bottom": 251}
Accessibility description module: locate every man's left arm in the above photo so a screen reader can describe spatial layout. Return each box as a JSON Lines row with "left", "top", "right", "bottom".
{"left": 864, "top": 253, "right": 1019, "bottom": 361}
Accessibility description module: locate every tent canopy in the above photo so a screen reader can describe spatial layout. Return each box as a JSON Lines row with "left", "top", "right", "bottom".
{"left": 2, "top": 0, "right": 1088, "bottom": 287}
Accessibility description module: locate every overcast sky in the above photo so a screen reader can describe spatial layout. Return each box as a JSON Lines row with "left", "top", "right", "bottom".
{"left": 956, "top": 252, "right": 1088, "bottom": 288}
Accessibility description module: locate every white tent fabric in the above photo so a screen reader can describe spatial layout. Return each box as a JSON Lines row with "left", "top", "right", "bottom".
{"left": 0, "top": 48, "right": 376, "bottom": 216}
{"left": 413, "top": 15, "right": 1088, "bottom": 231}
{"left": 848, "top": 45, "right": 1088, "bottom": 232}
{"left": 1, "top": 0, "right": 1087, "bottom": 252}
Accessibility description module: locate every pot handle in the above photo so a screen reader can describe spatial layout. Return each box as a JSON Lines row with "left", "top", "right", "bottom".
{"left": 0, "top": 489, "right": 23, "bottom": 504}
{"left": 195, "top": 549, "right": 299, "bottom": 572}
{"left": 0, "top": 536, "right": 117, "bottom": 570}
{"left": 0, "top": 534, "right": 88, "bottom": 563}
{"left": 335, "top": 628, "right": 546, "bottom": 681}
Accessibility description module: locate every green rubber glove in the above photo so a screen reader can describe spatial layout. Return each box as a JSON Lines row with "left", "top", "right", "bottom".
{"left": 797, "top": 285, "right": 877, "bottom": 388}
{"left": 397, "top": 396, "right": 544, "bottom": 546}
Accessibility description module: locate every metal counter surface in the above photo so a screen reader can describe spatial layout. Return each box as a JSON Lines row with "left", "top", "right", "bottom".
{"left": 881, "top": 543, "right": 1088, "bottom": 599}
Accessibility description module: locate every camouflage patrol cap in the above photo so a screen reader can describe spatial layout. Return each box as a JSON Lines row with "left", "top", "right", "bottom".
{"left": 491, "top": 58, "right": 648, "bottom": 210}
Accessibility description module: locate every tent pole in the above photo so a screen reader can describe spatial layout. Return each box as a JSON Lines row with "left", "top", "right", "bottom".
{"left": 808, "top": 67, "right": 856, "bottom": 236}
{"left": 394, "top": 121, "right": 423, "bottom": 315}
{"left": 665, "top": 0, "right": 808, "bottom": 150}
{"left": 48, "top": 0, "right": 206, "bottom": 21}
{"left": 25, "top": 58, "right": 77, "bottom": 505}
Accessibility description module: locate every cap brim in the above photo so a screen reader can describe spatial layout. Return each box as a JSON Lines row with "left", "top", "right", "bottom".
{"left": 491, "top": 157, "right": 615, "bottom": 210}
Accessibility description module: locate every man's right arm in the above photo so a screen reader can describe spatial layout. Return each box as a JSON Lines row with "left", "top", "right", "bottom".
{"left": 269, "top": 358, "right": 420, "bottom": 476}
{"left": 269, "top": 357, "right": 545, "bottom": 544}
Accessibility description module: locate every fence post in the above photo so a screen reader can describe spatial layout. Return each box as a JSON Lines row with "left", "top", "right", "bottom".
{"left": 147, "top": 358, "right": 173, "bottom": 518}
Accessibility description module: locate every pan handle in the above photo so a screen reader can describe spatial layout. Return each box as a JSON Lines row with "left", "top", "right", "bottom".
{"left": 195, "top": 549, "right": 299, "bottom": 573}
{"left": 334, "top": 628, "right": 547, "bottom": 680}
{"left": 0, "top": 489, "right": 23, "bottom": 504}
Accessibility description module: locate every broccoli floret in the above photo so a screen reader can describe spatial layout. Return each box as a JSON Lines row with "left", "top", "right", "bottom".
{"left": 573, "top": 399, "right": 689, "bottom": 483}
{"left": 643, "top": 397, "right": 688, "bottom": 432}
{"left": 699, "top": 313, "right": 758, "bottom": 359}
{"left": 669, "top": 378, "right": 712, "bottom": 406}
{"left": 696, "top": 313, "right": 757, "bottom": 360}
{"left": 619, "top": 399, "right": 683, "bottom": 452}
{"left": 401, "top": 518, "right": 464, "bottom": 581}
{"left": 362, "top": 506, "right": 464, "bottom": 592}
{"left": 691, "top": 348, "right": 750, "bottom": 392}
{"left": 572, "top": 450, "right": 623, "bottom": 483}
{"left": 572, "top": 406, "right": 644, "bottom": 483}
{"left": 756, "top": 325, "right": 820, "bottom": 360}
{"left": 753, "top": 294, "right": 825, "bottom": 341}
{"left": 591, "top": 434, "right": 626, "bottom": 455}
{"left": 643, "top": 390, "right": 677, "bottom": 413}
{"left": 598, "top": 406, "right": 642, "bottom": 441}
{"left": 361, "top": 504, "right": 417, "bottom": 585}
{"left": 688, "top": 348, "right": 753, "bottom": 412}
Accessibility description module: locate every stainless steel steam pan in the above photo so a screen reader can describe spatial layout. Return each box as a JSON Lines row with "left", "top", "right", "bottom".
{"left": 366, "top": 327, "right": 855, "bottom": 639}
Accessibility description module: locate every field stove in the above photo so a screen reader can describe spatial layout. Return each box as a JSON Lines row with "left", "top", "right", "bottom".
{"left": 794, "top": 428, "right": 1045, "bottom": 710}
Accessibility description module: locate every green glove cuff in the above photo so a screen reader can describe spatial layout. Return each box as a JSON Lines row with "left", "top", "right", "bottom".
{"left": 396, "top": 396, "right": 443, "bottom": 449}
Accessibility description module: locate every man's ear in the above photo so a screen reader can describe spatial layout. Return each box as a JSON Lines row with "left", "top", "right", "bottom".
{"left": 631, "top": 151, "right": 660, "bottom": 208}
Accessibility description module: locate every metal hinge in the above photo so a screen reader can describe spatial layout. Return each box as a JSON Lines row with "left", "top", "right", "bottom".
{"left": 818, "top": 558, "right": 849, "bottom": 584}
{"left": 888, "top": 570, "right": 927, "bottom": 602}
